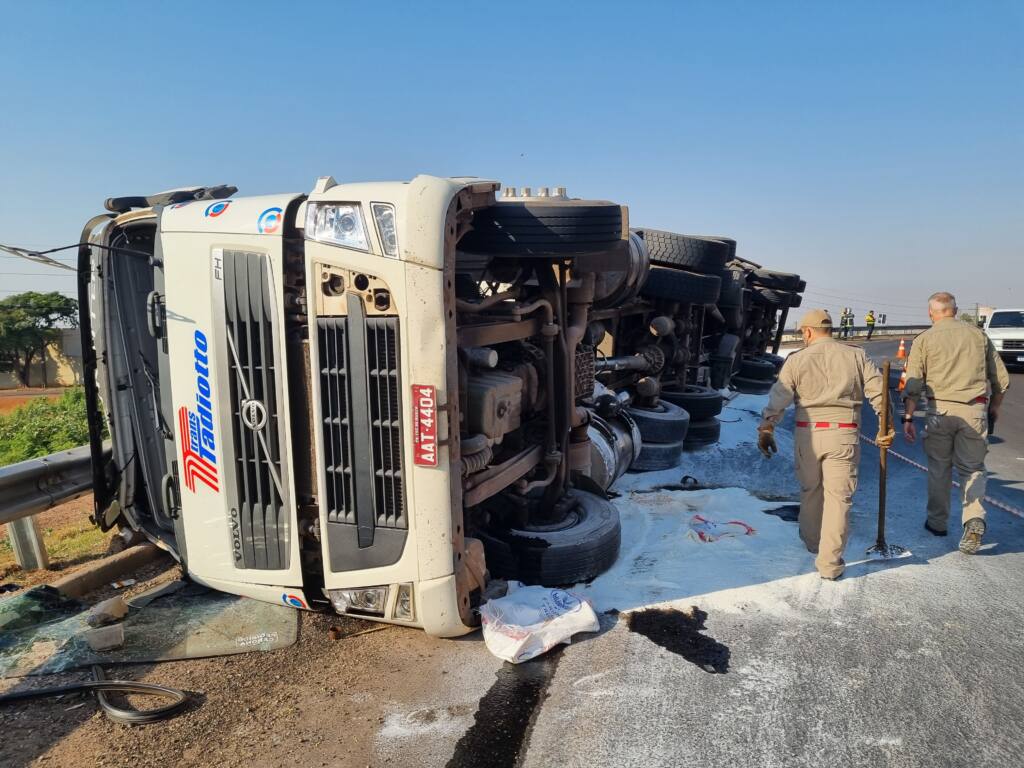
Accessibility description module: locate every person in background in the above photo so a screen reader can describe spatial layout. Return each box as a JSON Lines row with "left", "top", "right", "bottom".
{"left": 844, "top": 307, "right": 855, "bottom": 338}
{"left": 865, "top": 310, "right": 876, "bottom": 340}
{"left": 757, "top": 309, "right": 893, "bottom": 580}
{"left": 902, "top": 291, "right": 1010, "bottom": 554}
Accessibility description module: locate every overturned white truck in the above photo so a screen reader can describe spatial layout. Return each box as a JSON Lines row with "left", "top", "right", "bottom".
{"left": 80, "top": 177, "right": 646, "bottom": 636}
{"left": 79, "top": 175, "right": 803, "bottom": 636}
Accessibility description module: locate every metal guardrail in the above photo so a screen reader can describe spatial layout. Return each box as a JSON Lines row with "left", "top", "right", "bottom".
{"left": 0, "top": 443, "right": 108, "bottom": 571}
{"left": 0, "top": 443, "right": 105, "bottom": 526}
{"left": 778, "top": 325, "right": 928, "bottom": 344}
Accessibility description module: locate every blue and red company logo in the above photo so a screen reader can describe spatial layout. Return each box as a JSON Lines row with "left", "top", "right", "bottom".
{"left": 257, "top": 207, "right": 283, "bottom": 234}
{"left": 282, "top": 593, "right": 306, "bottom": 609}
{"left": 179, "top": 329, "right": 219, "bottom": 493}
{"left": 204, "top": 201, "right": 231, "bottom": 217}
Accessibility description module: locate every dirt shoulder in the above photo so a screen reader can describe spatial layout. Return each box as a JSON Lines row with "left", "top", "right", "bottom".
{"left": 1, "top": 494, "right": 115, "bottom": 589}
{"left": 1, "top": 574, "right": 488, "bottom": 768}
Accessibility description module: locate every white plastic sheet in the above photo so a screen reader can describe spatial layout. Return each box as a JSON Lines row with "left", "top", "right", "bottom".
{"left": 480, "top": 581, "right": 599, "bottom": 663}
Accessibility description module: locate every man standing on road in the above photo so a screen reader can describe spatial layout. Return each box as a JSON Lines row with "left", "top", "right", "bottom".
{"left": 865, "top": 310, "right": 876, "bottom": 340}
{"left": 756, "top": 310, "right": 893, "bottom": 580}
{"left": 844, "top": 307, "right": 855, "bottom": 338}
{"left": 902, "top": 292, "right": 1010, "bottom": 554}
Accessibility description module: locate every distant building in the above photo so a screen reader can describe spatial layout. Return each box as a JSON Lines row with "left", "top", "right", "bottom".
{"left": 0, "top": 328, "right": 83, "bottom": 390}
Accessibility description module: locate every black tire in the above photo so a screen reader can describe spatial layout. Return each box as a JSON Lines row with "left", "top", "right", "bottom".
{"left": 632, "top": 229, "right": 730, "bottom": 274}
{"left": 683, "top": 418, "right": 722, "bottom": 449}
{"left": 707, "top": 237, "right": 737, "bottom": 261}
{"left": 660, "top": 384, "right": 724, "bottom": 421}
{"left": 761, "top": 353, "right": 785, "bottom": 373}
{"left": 721, "top": 305, "right": 744, "bottom": 332}
{"left": 640, "top": 267, "right": 721, "bottom": 304}
{"left": 753, "top": 287, "right": 800, "bottom": 307}
{"left": 732, "top": 375, "right": 775, "bottom": 394}
{"left": 718, "top": 268, "right": 746, "bottom": 307}
{"left": 739, "top": 357, "right": 776, "bottom": 381}
{"left": 751, "top": 268, "right": 802, "bottom": 291}
{"left": 629, "top": 438, "right": 686, "bottom": 472}
{"left": 477, "top": 490, "right": 621, "bottom": 585}
{"left": 460, "top": 199, "right": 623, "bottom": 255}
{"left": 625, "top": 400, "right": 691, "bottom": 444}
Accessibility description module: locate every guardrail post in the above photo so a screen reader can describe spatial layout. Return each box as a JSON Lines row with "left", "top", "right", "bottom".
{"left": 7, "top": 515, "right": 49, "bottom": 571}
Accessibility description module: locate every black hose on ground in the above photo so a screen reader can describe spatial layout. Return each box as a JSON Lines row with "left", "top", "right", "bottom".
{"left": 0, "top": 665, "right": 189, "bottom": 725}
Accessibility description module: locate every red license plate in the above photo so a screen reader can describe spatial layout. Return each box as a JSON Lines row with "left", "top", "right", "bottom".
{"left": 412, "top": 384, "right": 438, "bottom": 467}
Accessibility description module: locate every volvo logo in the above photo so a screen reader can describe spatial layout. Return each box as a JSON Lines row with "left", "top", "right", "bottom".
{"left": 240, "top": 399, "right": 268, "bottom": 431}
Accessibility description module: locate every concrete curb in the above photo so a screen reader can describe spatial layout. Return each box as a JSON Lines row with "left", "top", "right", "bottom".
{"left": 50, "top": 543, "right": 168, "bottom": 599}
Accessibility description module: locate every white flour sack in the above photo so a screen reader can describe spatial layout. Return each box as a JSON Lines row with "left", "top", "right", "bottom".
{"left": 479, "top": 582, "right": 600, "bottom": 663}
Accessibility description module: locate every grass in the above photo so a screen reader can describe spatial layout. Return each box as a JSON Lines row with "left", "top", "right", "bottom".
{"left": 0, "top": 505, "right": 113, "bottom": 585}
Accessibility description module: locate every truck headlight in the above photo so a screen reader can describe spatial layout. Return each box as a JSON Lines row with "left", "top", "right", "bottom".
{"left": 393, "top": 583, "right": 415, "bottom": 621}
{"left": 306, "top": 202, "right": 369, "bottom": 251}
{"left": 371, "top": 203, "right": 399, "bottom": 258}
{"left": 991, "top": 337, "right": 1003, "bottom": 350}
{"left": 329, "top": 586, "right": 388, "bottom": 617}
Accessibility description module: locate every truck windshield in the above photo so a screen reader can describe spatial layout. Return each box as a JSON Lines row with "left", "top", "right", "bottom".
{"left": 989, "top": 311, "right": 1024, "bottom": 328}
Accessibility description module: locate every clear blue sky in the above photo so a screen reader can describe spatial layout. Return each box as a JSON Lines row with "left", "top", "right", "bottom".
{"left": 1, "top": 1, "right": 1020, "bottom": 325}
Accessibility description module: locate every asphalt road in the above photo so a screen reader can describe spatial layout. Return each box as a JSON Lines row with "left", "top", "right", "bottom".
{"left": 5, "top": 353, "right": 1022, "bottom": 768}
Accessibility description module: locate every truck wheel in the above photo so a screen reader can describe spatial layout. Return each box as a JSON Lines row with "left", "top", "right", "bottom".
{"left": 631, "top": 229, "right": 731, "bottom": 274}
{"left": 629, "top": 438, "right": 686, "bottom": 472}
{"left": 639, "top": 267, "right": 721, "bottom": 305}
{"left": 731, "top": 375, "right": 775, "bottom": 394}
{"left": 760, "top": 353, "right": 786, "bottom": 373}
{"left": 625, "top": 400, "right": 690, "bottom": 443}
{"left": 660, "top": 384, "right": 724, "bottom": 421}
{"left": 718, "top": 268, "right": 746, "bottom": 307}
{"left": 753, "top": 287, "right": 801, "bottom": 307}
{"left": 721, "top": 305, "right": 744, "bottom": 332}
{"left": 751, "top": 269, "right": 802, "bottom": 291}
{"left": 683, "top": 418, "right": 722, "bottom": 449}
{"left": 739, "top": 357, "right": 776, "bottom": 381}
{"left": 460, "top": 199, "right": 623, "bottom": 255}
{"left": 477, "top": 490, "right": 621, "bottom": 586}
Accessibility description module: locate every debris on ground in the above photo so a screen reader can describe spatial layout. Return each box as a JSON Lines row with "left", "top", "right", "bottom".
{"left": 86, "top": 595, "right": 128, "bottom": 627}
{"left": 687, "top": 515, "right": 757, "bottom": 543}
{"left": 480, "top": 582, "right": 599, "bottom": 663}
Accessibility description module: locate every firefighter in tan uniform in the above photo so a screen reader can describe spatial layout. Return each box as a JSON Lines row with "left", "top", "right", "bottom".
{"left": 756, "top": 310, "right": 893, "bottom": 579}
{"left": 902, "top": 292, "right": 1010, "bottom": 554}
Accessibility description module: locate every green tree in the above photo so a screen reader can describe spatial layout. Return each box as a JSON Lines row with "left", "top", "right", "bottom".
{"left": 0, "top": 291, "right": 78, "bottom": 387}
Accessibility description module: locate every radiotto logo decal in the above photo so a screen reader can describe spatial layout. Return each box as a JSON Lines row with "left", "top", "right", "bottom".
{"left": 204, "top": 201, "right": 232, "bottom": 217}
{"left": 282, "top": 593, "right": 306, "bottom": 609}
{"left": 257, "top": 207, "right": 283, "bottom": 234}
{"left": 178, "top": 329, "right": 219, "bottom": 493}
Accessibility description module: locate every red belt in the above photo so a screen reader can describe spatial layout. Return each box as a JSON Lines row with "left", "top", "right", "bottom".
{"left": 796, "top": 421, "right": 859, "bottom": 429}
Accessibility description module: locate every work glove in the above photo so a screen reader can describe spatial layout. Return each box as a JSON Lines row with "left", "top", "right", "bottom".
{"left": 757, "top": 425, "right": 778, "bottom": 458}
{"left": 875, "top": 426, "right": 896, "bottom": 449}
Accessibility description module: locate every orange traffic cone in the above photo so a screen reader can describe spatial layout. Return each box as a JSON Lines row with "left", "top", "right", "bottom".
{"left": 897, "top": 369, "right": 907, "bottom": 392}
{"left": 896, "top": 338, "right": 907, "bottom": 359}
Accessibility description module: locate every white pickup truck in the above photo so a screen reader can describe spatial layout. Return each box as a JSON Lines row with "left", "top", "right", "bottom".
{"left": 984, "top": 309, "right": 1024, "bottom": 369}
